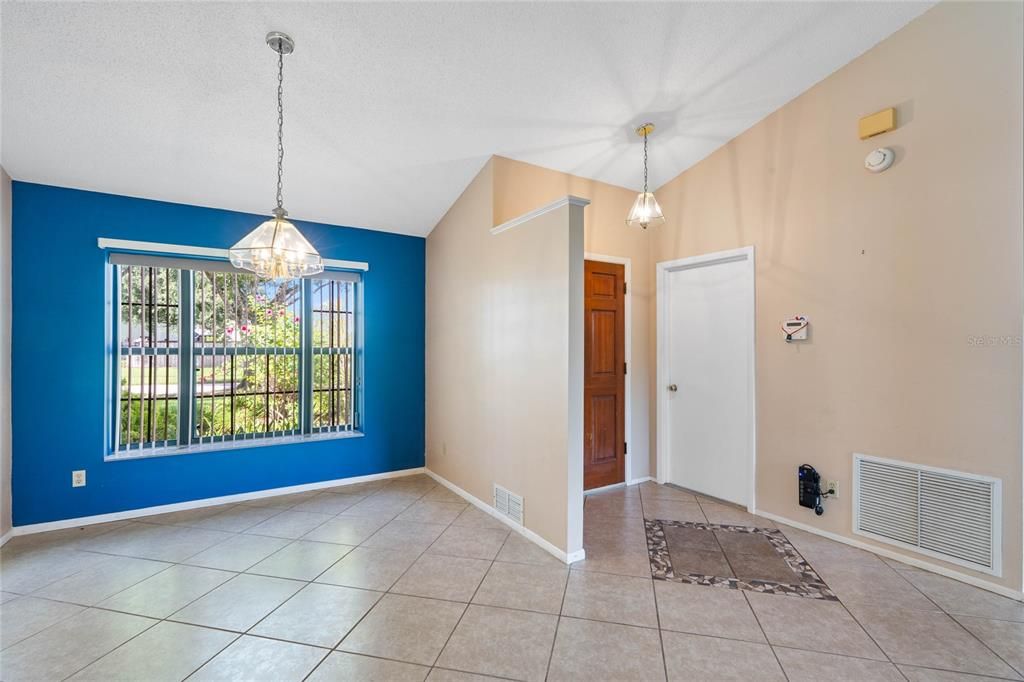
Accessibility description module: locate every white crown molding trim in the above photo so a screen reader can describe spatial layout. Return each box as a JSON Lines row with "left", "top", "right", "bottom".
{"left": 425, "top": 469, "right": 585, "bottom": 565}
{"left": 7, "top": 467, "right": 424, "bottom": 538}
{"left": 97, "top": 238, "right": 370, "bottom": 272}
{"left": 754, "top": 509, "right": 1024, "bottom": 602}
{"left": 490, "top": 195, "right": 591, "bottom": 235}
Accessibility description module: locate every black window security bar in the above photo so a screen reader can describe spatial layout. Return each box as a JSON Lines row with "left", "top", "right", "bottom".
{"left": 112, "top": 255, "right": 361, "bottom": 455}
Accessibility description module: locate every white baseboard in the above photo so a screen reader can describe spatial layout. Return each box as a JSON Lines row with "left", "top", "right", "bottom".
{"left": 425, "top": 469, "right": 584, "bottom": 565}
{"left": 7, "top": 467, "right": 426, "bottom": 538}
{"left": 755, "top": 509, "right": 1024, "bottom": 602}
{"left": 0, "top": 528, "right": 14, "bottom": 548}
{"left": 628, "top": 476, "right": 654, "bottom": 485}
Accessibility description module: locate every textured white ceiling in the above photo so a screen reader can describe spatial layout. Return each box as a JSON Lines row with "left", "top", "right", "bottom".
{"left": 1, "top": 2, "right": 933, "bottom": 236}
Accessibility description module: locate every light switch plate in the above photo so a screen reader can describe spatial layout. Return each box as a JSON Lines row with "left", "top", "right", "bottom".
{"left": 72, "top": 470, "right": 86, "bottom": 487}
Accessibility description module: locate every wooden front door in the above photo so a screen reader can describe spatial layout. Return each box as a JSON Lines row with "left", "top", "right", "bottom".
{"left": 584, "top": 260, "right": 626, "bottom": 490}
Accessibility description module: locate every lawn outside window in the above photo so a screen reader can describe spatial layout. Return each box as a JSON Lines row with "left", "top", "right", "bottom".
{"left": 109, "top": 253, "right": 362, "bottom": 459}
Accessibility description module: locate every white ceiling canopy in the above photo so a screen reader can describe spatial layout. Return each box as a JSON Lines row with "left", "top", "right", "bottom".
{"left": 1, "top": 2, "right": 933, "bottom": 237}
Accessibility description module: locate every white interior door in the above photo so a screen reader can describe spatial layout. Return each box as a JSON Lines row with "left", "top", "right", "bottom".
{"left": 663, "top": 251, "right": 753, "bottom": 507}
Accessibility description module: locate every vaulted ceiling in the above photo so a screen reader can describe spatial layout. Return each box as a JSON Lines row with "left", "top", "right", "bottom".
{"left": 1, "top": 1, "right": 933, "bottom": 236}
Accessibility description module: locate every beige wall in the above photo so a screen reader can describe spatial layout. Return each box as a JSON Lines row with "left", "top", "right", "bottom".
{"left": 651, "top": 1, "right": 1023, "bottom": 590}
{"left": 492, "top": 157, "right": 655, "bottom": 480}
{"left": 1, "top": 166, "right": 12, "bottom": 539}
{"left": 425, "top": 159, "right": 585, "bottom": 553}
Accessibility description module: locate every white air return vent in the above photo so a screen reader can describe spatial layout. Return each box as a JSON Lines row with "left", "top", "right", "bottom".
{"left": 853, "top": 454, "right": 1001, "bottom": 576}
{"left": 493, "top": 484, "right": 524, "bottom": 525}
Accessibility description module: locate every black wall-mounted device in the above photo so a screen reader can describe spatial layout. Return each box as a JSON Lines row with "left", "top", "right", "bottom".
{"left": 798, "top": 464, "right": 825, "bottom": 516}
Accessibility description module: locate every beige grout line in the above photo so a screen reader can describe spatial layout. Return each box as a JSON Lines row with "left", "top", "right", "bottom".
{"left": 544, "top": 542, "right": 574, "bottom": 681}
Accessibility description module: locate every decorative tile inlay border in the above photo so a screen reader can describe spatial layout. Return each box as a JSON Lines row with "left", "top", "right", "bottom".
{"left": 646, "top": 519, "right": 838, "bottom": 601}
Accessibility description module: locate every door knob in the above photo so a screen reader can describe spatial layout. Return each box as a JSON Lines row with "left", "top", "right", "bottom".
{"left": 668, "top": 384, "right": 678, "bottom": 392}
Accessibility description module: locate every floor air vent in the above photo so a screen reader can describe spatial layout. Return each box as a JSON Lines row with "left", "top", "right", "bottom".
{"left": 493, "top": 484, "right": 524, "bottom": 525}
{"left": 853, "top": 454, "right": 1000, "bottom": 575}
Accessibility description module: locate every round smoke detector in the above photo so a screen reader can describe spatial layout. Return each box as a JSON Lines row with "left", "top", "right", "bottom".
{"left": 865, "top": 147, "right": 895, "bottom": 173}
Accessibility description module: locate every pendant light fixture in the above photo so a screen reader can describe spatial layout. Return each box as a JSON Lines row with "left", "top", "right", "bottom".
{"left": 625, "top": 122, "right": 666, "bottom": 229}
{"left": 229, "top": 31, "right": 323, "bottom": 279}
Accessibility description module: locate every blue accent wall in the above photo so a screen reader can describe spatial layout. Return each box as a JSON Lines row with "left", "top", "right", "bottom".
{"left": 11, "top": 182, "right": 425, "bottom": 526}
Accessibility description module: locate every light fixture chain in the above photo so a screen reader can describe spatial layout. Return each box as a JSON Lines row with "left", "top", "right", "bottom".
{"left": 276, "top": 49, "right": 285, "bottom": 211}
{"left": 643, "top": 131, "right": 649, "bottom": 195}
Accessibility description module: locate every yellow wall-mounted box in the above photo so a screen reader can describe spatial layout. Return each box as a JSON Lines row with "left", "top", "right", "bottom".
{"left": 858, "top": 107, "right": 896, "bottom": 139}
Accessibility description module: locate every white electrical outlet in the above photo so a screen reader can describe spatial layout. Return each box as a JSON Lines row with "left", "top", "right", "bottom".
{"left": 72, "top": 470, "right": 86, "bottom": 487}
{"left": 826, "top": 480, "right": 838, "bottom": 497}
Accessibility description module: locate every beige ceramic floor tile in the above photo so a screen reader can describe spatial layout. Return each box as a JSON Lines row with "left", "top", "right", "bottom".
{"left": 170, "top": 573, "right": 304, "bottom": 632}
{"left": 303, "top": 515, "right": 388, "bottom": 545}
{"left": 0, "top": 596, "right": 84, "bottom": 649}
{"left": 852, "top": 603, "right": 1021, "bottom": 678}
{"left": 189, "top": 634, "right": 327, "bottom": 681}
{"left": 495, "top": 533, "right": 565, "bottom": 567}
{"left": 290, "top": 492, "right": 362, "bottom": 515}
{"left": 97, "top": 564, "right": 234, "bottom": 618}
{"left": 183, "top": 533, "right": 290, "bottom": 571}
{"left": 814, "top": 560, "right": 941, "bottom": 612}
{"left": 698, "top": 503, "right": 775, "bottom": 528}
{"left": 339, "top": 593, "right": 466, "bottom": 666}
{"left": 189, "top": 505, "right": 283, "bottom": 532}
{"left": 0, "top": 546, "right": 116, "bottom": 593}
{"left": 436, "top": 605, "right": 558, "bottom": 682}
{"left": 427, "top": 525, "right": 510, "bottom": 560}
{"left": 68, "top": 621, "right": 236, "bottom": 681}
{"left": 427, "top": 669, "right": 505, "bottom": 681}
{"left": 899, "top": 666, "right": 1013, "bottom": 682}
{"left": 561, "top": 570, "right": 659, "bottom": 627}
{"left": 954, "top": 615, "right": 1024, "bottom": 675}
{"left": 773, "top": 647, "right": 905, "bottom": 682}
{"left": 451, "top": 507, "right": 509, "bottom": 530}
{"left": 244, "top": 510, "right": 334, "bottom": 539}
{"left": 637, "top": 483, "right": 697, "bottom": 503}
{"left": 0, "top": 608, "right": 156, "bottom": 681}
{"left": 423, "top": 486, "right": 466, "bottom": 503}
{"left": 316, "top": 546, "right": 420, "bottom": 591}
{"left": 33, "top": 555, "right": 170, "bottom": 605}
{"left": 661, "top": 630, "right": 784, "bottom": 681}
{"left": 585, "top": 491, "right": 645, "bottom": 518}
{"left": 247, "top": 540, "right": 354, "bottom": 581}
{"left": 341, "top": 495, "right": 418, "bottom": 519}
{"left": 391, "top": 553, "right": 490, "bottom": 602}
{"left": 547, "top": 617, "right": 665, "bottom": 682}
{"left": 78, "top": 523, "right": 233, "bottom": 562}
{"left": 654, "top": 581, "right": 765, "bottom": 643}
{"left": 396, "top": 501, "right": 467, "bottom": 525}
{"left": 746, "top": 591, "right": 886, "bottom": 660}
{"left": 250, "top": 583, "right": 382, "bottom": 648}
{"left": 472, "top": 561, "right": 568, "bottom": 614}
{"left": 307, "top": 651, "right": 429, "bottom": 682}
{"left": 641, "top": 499, "right": 708, "bottom": 523}
{"left": 901, "top": 568, "right": 1024, "bottom": 622}
{"left": 362, "top": 520, "right": 448, "bottom": 552}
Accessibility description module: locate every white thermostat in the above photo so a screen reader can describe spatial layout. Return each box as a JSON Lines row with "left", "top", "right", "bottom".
{"left": 782, "top": 316, "right": 809, "bottom": 342}
{"left": 865, "top": 147, "right": 895, "bottom": 173}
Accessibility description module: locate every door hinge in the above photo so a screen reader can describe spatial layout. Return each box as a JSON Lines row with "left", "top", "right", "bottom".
{"left": 624, "top": 441, "right": 628, "bottom": 455}
{"left": 623, "top": 362, "right": 628, "bottom": 375}
{"left": 623, "top": 282, "right": 628, "bottom": 295}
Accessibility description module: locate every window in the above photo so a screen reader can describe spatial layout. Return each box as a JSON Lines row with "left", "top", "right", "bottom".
{"left": 111, "top": 254, "right": 361, "bottom": 457}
